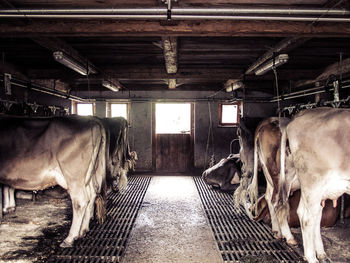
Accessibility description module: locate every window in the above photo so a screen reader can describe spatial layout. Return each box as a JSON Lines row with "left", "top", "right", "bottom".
{"left": 155, "top": 103, "right": 191, "bottom": 134}
{"left": 75, "top": 103, "right": 94, "bottom": 116}
{"left": 107, "top": 102, "right": 129, "bottom": 121}
{"left": 219, "top": 101, "right": 242, "bottom": 126}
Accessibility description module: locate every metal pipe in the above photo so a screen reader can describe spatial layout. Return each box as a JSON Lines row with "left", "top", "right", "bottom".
{"left": 1, "top": 7, "right": 349, "bottom": 15}
{"left": 270, "top": 83, "right": 350, "bottom": 102}
{"left": 0, "top": 14, "right": 348, "bottom": 22}
{"left": 0, "top": 77, "right": 84, "bottom": 102}
{"left": 172, "top": 7, "right": 350, "bottom": 16}
{"left": 0, "top": 8, "right": 168, "bottom": 14}
{"left": 271, "top": 78, "right": 350, "bottom": 101}
{"left": 171, "top": 15, "right": 350, "bottom": 22}
{"left": 0, "top": 14, "right": 167, "bottom": 19}
{"left": 0, "top": 7, "right": 349, "bottom": 22}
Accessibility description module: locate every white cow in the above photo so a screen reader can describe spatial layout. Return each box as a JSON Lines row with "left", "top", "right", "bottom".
{"left": 278, "top": 107, "right": 350, "bottom": 263}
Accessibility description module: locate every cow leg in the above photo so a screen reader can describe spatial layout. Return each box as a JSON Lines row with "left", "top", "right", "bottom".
{"left": 3, "top": 186, "right": 16, "bottom": 214}
{"left": 61, "top": 187, "right": 89, "bottom": 248}
{"left": 297, "top": 190, "right": 325, "bottom": 263}
{"left": 80, "top": 180, "right": 96, "bottom": 237}
{"left": 265, "top": 185, "right": 281, "bottom": 237}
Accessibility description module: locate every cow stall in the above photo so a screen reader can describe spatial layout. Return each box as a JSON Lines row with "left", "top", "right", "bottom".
{"left": 1, "top": 1, "right": 350, "bottom": 262}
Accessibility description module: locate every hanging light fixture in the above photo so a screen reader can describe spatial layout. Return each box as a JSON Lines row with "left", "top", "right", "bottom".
{"left": 102, "top": 80, "right": 120, "bottom": 92}
{"left": 53, "top": 51, "right": 96, "bottom": 76}
{"left": 254, "top": 54, "right": 289, "bottom": 76}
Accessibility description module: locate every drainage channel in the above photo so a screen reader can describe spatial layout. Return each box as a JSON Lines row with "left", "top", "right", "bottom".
{"left": 193, "top": 176, "right": 304, "bottom": 263}
{"left": 48, "top": 176, "right": 151, "bottom": 263}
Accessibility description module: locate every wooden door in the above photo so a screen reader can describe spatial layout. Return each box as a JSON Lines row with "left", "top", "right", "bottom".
{"left": 155, "top": 133, "right": 193, "bottom": 172}
{"left": 153, "top": 103, "right": 194, "bottom": 173}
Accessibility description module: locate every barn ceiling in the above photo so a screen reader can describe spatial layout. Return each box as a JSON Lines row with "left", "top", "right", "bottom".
{"left": 1, "top": 0, "right": 350, "bottom": 100}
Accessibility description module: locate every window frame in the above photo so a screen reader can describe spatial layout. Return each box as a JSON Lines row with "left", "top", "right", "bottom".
{"left": 106, "top": 101, "right": 130, "bottom": 122}
{"left": 218, "top": 101, "right": 242, "bottom": 127}
{"left": 155, "top": 102, "right": 192, "bottom": 135}
{"left": 72, "top": 101, "right": 96, "bottom": 116}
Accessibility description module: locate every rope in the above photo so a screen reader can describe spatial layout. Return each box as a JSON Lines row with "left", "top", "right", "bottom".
{"left": 272, "top": 55, "right": 282, "bottom": 129}
{"left": 205, "top": 101, "right": 215, "bottom": 168}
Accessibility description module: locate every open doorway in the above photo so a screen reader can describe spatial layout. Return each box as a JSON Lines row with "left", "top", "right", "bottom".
{"left": 153, "top": 103, "right": 194, "bottom": 173}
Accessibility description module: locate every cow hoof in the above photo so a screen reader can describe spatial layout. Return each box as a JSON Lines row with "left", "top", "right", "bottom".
{"left": 3, "top": 207, "right": 16, "bottom": 214}
{"left": 80, "top": 230, "right": 88, "bottom": 238}
{"left": 60, "top": 240, "right": 73, "bottom": 248}
{"left": 272, "top": 231, "right": 282, "bottom": 240}
{"left": 286, "top": 238, "right": 298, "bottom": 246}
{"left": 319, "top": 256, "right": 332, "bottom": 263}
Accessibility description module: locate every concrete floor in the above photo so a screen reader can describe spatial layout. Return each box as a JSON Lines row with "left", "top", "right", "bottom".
{"left": 122, "top": 175, "right": 222, "bottom": 263}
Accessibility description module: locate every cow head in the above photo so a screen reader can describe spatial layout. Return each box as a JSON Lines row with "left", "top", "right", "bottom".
{"left": 202, "top": 154, "right": 241, "bottom": 192}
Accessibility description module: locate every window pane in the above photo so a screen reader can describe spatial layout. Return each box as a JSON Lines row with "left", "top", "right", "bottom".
{"left": 222, "top": 104, "right": 237, "bottom": 123}
{"left": 77, "top": 103, "right": 93, "bottom": 116}
{"left": 111, "top": 103, "right": 128, "bottom": 119}
{"left": 156, "top": 103, "right": 191, "bottom": 134}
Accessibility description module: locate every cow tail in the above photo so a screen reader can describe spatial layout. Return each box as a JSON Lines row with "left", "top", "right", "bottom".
{"left": 247, "top": 130, "right": 259, "bottom": 218}
{"left": 275, "top": 128, "right": 290, "bottom": 222}
{"left": 93, "top": 121, "right": 107, "bottom": 225}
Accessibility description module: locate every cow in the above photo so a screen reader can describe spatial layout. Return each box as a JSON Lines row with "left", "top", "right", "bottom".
{"left": 202, "top": 154, "right": 241, "bottom": 192}
{"left": 277, "top": 107, "right": 350, "bottom": 263}
{"left": 233, "top": 118, "right": 263, "bottom": 213}
{"left": 1, "top": 117, "right": 138, "bottom": 216}
{"left": 101, "top": 117, "right": 137, "bottom": 193}
{"left": 253, "top": 190, "right": 341, "bottom": 228}
{"left": 245, "top": 117, "right": 300, "bottom": 246}
{"left": 233, "top": 120, "right": 256, "bottom": 207}
{"left": 0, "top": 115, "right": 107, "bottom": 247}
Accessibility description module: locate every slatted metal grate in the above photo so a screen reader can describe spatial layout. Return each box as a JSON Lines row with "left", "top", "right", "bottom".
{"left": 194, "top": 176, "right": 304, "bottom": 263}
{"left": 48, "top": 176, "right": 151, "bottom": 263}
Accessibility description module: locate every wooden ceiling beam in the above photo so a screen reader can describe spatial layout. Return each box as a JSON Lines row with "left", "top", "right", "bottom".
{"left": 1, "top": 20, "right": 350, "bottom": 37}
{"left": 296, "top": 57, "right": 350, "bottom": 87}
{"left": 162, "top": 36, "right": 178, "bottom": 74}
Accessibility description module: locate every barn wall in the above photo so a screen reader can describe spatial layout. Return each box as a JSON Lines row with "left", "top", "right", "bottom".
{"left": 129, "top": 101, "right": 153, "bottom": 171}
{"left": 194, "top": 101, "right": 275, "bottom": 172}
{"left": 75, "top": 90, "right": 275, "bottom": 172}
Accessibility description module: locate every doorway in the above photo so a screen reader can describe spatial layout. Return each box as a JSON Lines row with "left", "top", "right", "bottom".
{"left": 152, "top": 103, "right": 194, "bottom": 173}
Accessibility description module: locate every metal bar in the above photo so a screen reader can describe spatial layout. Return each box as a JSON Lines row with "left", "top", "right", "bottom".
{"left": 171, "top": 15, "right": 350, "bottom": 22}
{"left": 0, "top": 7, "right": 350, "bottom": 22}
{"left": 172, "top": 7, "right": 350, "bottom": 15}
{"left": 1, "top": 7, "right": 349, "bottom": 15}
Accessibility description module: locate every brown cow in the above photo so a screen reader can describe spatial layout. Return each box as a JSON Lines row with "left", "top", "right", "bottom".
{"left": 246, "top": 117, "right": 299, "bottom": 245}
{"left": 253, "top": 190, "right": 341, "bottom": 228}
